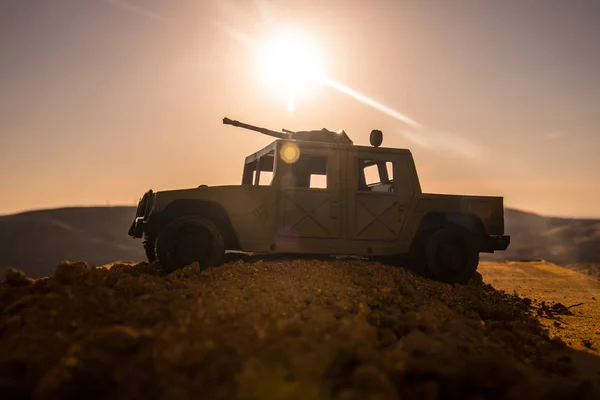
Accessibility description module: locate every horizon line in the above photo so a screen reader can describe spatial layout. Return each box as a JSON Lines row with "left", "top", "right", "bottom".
{"left": 2, "top": 203, "right": 599, "bottom": 221}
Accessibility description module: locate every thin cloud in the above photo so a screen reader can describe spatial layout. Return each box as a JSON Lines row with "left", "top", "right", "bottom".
{"left": 107, "top": 0, "right": 172, "bottom": 24}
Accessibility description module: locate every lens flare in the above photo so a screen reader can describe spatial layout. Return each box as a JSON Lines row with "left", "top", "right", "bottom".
{"left": 215, "top": 5, "right": 484, "bottom": 158}
{"left": 319, "top": 76, "right": 421, "bottom": 128}
{"left": 287, "top": 93, "right": 296, "bottom": 113}
{"left": 280, "top": 142, "right": 300, "bottom": 163}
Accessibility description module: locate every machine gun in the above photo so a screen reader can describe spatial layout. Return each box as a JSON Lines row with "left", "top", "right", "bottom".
{"left": 223, "top": 117, "right": 354, "bottom": 145}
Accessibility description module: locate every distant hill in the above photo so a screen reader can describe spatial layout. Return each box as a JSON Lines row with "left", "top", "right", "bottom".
{"left": 0, "top": 207, "right": 144, "bottom": 278}
{"left": 0, "top": 206, "right": 599, "bottom": 278}
{"left": 482, "top": 208, "right": 600, "bottom": 266}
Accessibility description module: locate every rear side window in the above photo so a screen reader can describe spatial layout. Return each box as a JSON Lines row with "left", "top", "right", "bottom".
{"left": 286, "top": 155, "right": 329, "bottom": 189}
{"left": 358, "top": 159, "right": 394, "bottom": 192}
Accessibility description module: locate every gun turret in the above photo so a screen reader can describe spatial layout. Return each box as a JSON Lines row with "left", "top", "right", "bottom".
{"left": 223, "top": 118, "right": 291, "bottom": 140}
{"left": 223, "top": 117, "right": 353, "bottom": 145}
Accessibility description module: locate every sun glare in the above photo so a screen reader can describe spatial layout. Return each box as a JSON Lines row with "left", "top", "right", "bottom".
{"left": 218, "top": 6, "right": 482, "bottom": 159}
{"left": 259, "top": 35, "right": 323, "bottom": 95}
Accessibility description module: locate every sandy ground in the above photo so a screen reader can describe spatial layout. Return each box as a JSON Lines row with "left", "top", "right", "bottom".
{"left": 479, "top": 261, "right": 600, "bottom": 355}
{"left": 1, "top": 257, "right": 599, "bottom": 400}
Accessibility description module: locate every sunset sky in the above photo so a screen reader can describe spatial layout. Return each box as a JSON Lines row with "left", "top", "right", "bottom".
{"left": 1, "top": 0, "right": 599, "bottom": 218}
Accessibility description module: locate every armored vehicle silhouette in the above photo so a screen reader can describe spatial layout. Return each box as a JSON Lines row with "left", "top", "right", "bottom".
{"left": 129, "top": 117, "right": 510, "bottom": 283}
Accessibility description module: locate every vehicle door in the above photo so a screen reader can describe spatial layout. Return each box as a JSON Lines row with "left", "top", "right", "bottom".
{"left": 236, "top": 148, "right": 279, "bottom": 251}
{"left": 345, "top": 151, "right": 413, "bottom": 242}
{"left": 275, "top": 142, "right": 341, "bottom": 244}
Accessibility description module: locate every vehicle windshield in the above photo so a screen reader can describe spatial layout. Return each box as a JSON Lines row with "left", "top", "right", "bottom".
{"left": 242, "top": 151, "right": 275, "bottom": 186}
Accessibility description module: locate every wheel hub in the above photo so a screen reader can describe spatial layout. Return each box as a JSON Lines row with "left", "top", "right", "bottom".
{"left": 172, "top": 227, "right": 212, "bottom": 267}
{"left": 436, "top": 238, "right": 468, "bottom": 272}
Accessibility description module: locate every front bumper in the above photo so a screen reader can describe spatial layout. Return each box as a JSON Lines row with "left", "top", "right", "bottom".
{"left": 128, "top": 218, "right": 147, "bottom": 238}
{"left": 483, "top": 235, "right": 510, "bottom": 252}
{"left": 128, "top": 190, "right": 154, "bottom": 238}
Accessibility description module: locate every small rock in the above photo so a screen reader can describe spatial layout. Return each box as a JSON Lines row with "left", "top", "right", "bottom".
{"left": 90, "top": 325, "right": 142, "bottom": 354}
{"left": 4, "top": 295, "right": 36, "bottom": 315}
{"left": 379, "top": 328, "right": 398, "bottom": 347}
{"left": 352, "top": 364, "right": 399, "bottom": 399}
{"left": 3, "top": 269, "right": 33, "bottom": 287}
{"left": 54, "top": 261, "right": 89, "bottom": 285}
{"left": 338, "top": 388, "right": 357, "bottom": 400}
{"left": 582, "top": 339, "right": 595, "bottom": 350}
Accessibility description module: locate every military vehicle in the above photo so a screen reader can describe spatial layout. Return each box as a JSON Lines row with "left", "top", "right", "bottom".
{"left": 128, "top": 117, "right": 510, "bottom": 283}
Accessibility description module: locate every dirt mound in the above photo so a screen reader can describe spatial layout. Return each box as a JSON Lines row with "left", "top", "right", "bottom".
{"left": 2, "top": 257, "right": 599, "bottom": 399}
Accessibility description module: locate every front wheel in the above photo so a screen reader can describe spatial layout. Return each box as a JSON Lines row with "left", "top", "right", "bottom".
{"left": 423, "top": 225, "right": 479, "bottom": 284}
{"left": 155, "top": 216, "right": 225, "bottom": 274}
{"left": 143, "top": 236, "right": 156, "bottom": 262}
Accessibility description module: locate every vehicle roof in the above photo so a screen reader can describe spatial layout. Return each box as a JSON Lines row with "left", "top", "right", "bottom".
{"left": 244, "top": 139, "right": 412, "bottom": 164}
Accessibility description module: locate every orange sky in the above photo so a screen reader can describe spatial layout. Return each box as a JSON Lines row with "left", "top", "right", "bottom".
{"left": 0, "top": 0, "right": 599, "bottom": 218}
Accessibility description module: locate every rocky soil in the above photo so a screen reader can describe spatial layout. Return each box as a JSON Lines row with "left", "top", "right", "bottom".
{"left": 1, "top": 257, "right": 599, "bottom": 400}
{"left": 479, "top": 261, "right": 600, "bottom": 356}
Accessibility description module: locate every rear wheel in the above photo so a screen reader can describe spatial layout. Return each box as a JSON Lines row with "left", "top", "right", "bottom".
{"left": 422, "top": 225, "right": 479, "bottom": 284}
{"left": 155, "top": 216, "right": 225, "bottom": 274}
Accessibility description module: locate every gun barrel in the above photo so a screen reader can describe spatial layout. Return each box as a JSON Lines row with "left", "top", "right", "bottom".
{"left": 223, "top": 117, "right": 289, "bottom": 139}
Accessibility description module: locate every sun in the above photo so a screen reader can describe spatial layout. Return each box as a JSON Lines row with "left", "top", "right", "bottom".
{"left": 258, "top": 34, "right": 323, "bottom": 107}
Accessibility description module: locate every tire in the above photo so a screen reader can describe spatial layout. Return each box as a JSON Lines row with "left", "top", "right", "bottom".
{"left": 154, "top": 216, "right": 225, "bottom": 274}
{"left": 423, "top": 225, "right": 479, "bottom": 284}
{"left": 143, "top": 236, "right": 156, "bottom": 262}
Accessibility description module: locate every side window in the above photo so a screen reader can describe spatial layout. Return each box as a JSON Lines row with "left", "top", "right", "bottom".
{"left": 358, "top": 159, "right": 395, "bottom": 193}
{"left": 252, "top": 170, "right": 274, "bottom": 186}
{"left": 363, "top": 164, "right": 381, "bottom": 186}
{"left": 284, "top": 154, "right": 329, "bottom": 189}
{"left": 243, "top": 152, "right": 275, "bottom": 186}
